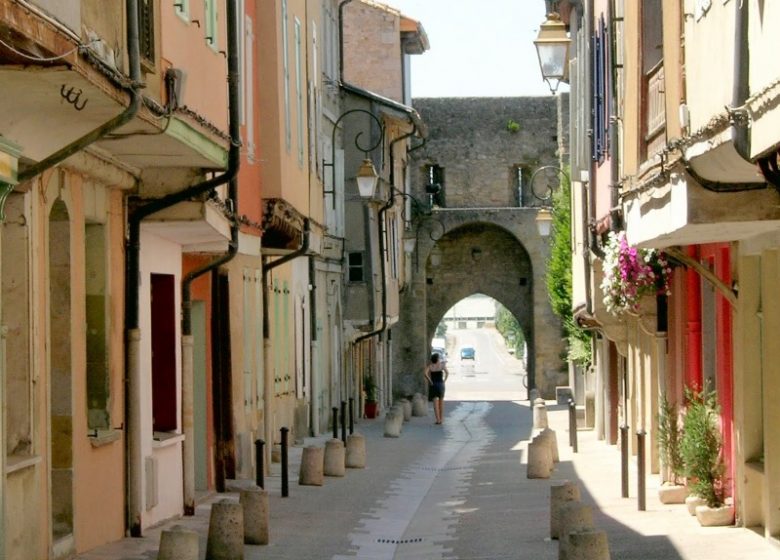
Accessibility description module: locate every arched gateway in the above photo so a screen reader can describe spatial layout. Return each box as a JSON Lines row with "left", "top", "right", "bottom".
{"left": 393, "top": 96, "right": 568, "bottom": 399}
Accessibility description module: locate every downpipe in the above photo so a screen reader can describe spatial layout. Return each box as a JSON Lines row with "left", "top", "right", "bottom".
{"left": 124, "top": 0, "right": 241, "bottom": 534}
{"left": 180, "top": 0, "right": 241, "bottom": 515}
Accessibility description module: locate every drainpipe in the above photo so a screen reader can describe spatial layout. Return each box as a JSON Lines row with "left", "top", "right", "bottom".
{"left": 308, "top": 255, "right": 318, "bottom": 436}
{"left": 179, "top": 0, "right": 241, "bottom": 515}
{"left": 262, "top": 220, "right": 310, "bottom": 470}
{"left": 124, "top": 5, "right": 241, "bottom": 537}
{"left": 353, "top": 196, "right": 393, "bottom": 407}
{"left": 17, "top": 2, "right": 142, "bottom": 183}
{"left": 731, "top": 0, "right": 750, "bottom": 162}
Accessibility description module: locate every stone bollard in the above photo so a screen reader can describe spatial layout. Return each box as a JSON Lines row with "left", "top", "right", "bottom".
{"left": 558, "top": 502, "right": 594, "bottom": 560}
{"left": 412, "top": 394, "right": 428, "bottom": 417}
{"left": 206, "top": 500, "right": 244, "bottom": 560}
{"left": 240, "top": 487, "right": 269, "bottom": 545}
{"left": 527, "top": 436, "right": 553, "bottom": 479}
{"left": 298, "top": 446, "right": 324, "bottom": 486}
{"left": 538, "top": 427, "right": 560, "bottom": 463}
{"left": 158, "top": 525, "right": 199, "bottom": 560}
{"left": 550, "top": 481, "right": 581, "bottom": 539}
{"left": 566, "top": 529, "right": 610, "bottom": 560}
{"left": 346, "top": 433, "right": 366, "bottom": 468}
{"left": 533, "top": 398, "right": 549, "bottom": 430}
{"left": 324, "top": 439, "right": 346, "bottom": 477}
{"left": 400, "top": 399, "right": 412, "bottom": 421}
{"left": 384, "top": 409, "right": 402, "bottom": 437}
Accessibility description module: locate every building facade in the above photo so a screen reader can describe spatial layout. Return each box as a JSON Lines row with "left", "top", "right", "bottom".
{"left": 558, "top": 0, "right": 780, "bottom": 542}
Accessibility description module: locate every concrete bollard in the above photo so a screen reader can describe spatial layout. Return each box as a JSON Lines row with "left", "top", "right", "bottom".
{"left": 324, "top": 439, "right": 346, "bottom": 477}
{"left": 239, "top": 487, "right": 269, "bottom": 545}
{"left": 566, "top": 529, "right": 610, "bottom": 560}
{"left": 538, "top": 427, "right": 560, "bottom": 463}
{"left": 550, "top": 481, "right": 581, "bottom": 539}
{"left": 558, "top": 502, "right": 594, "bottom": 560}
{"left": 346, "top": 433, "right": 366, "bottom": 468}
{"left": 298, "top": 446, "right": 324, "bottom": 486}
{"left": 384, "top": 409, "right": 402, "bottom": 437}
{"left": 206, "top": 500, "right": 244, "bottom": 560}
{"left": 400, "top": 399, "right": 412, "bottom": 421}
{"left": 158, "top": 525, "right": 199, "bottom": 560}
{"left": 527, "top": 436, "right": 553, "bottom": 479}
{"left": 412, "top": 394, "right": 428, "bottom": 417}
{"left": 533, "top": 399, "right": 549, "bottom": 430}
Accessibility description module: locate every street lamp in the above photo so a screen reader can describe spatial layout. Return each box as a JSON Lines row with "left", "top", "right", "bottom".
{"left": 323, "top": 109, "right": 384, "bottom": 207}
{"left": 534, "top": 12, "right": 570, "bottom": 95}
{"left": 529, "top": 165, "right": 569, "bottom": 237}
{"left": 356, "top": 158, "right": 379, "bottom": 199}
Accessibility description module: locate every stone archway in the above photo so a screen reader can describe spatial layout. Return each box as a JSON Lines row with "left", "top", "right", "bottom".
{"left": 424, "top": 223, "right": 534, "bottom": 379}
{"left": 395, "top": 218, "right": 566, "bottom": 399}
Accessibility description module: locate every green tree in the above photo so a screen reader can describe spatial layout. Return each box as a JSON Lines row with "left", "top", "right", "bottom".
{"left": 495, "top": 304, "right": 525, "bottom": 354}
{"left": 545, "top": 168, "right": 592, "bottom": 366}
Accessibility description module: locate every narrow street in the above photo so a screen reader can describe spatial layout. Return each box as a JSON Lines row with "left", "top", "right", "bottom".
{"left": 76, "top": 331, "right": 778, "bottom": 560}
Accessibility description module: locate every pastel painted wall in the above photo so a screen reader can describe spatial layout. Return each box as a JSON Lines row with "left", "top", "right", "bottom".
{"left": 161, "top": 0, "right": 228, "bottom": 131}
{"left": 139, "top": 230, "right": 183, "bottom": 528}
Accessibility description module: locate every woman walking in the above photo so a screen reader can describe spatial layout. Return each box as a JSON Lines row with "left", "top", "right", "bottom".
{"left": 425, "top": 353, "right": 449, "bottom": 424}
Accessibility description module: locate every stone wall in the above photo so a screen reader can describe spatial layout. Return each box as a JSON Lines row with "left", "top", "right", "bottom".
{"left": 410, "top": 97, "right": 560, "bottom": 209}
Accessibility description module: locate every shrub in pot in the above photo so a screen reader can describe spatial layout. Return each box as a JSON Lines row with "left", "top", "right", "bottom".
{"left": 680, "top": 386, "right": 733, "bottom": 526}
{"left": 363, "top": 374, "right": 378, "bottom": 419}
{"left": 656, "top": 394, "right": 687, "bottom": 504}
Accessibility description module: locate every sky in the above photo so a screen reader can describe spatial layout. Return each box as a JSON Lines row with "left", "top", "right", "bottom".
{"left": 385, "top": 0, "right": 555, "bottom": 98}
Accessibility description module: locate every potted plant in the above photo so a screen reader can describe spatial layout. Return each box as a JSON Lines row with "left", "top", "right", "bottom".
{"left": 363, "top": 374, "right": 379, "bottom": 419}
{"left": 679, "top": 386, "right": 733, "bottom": 526}
{"left": 656, "top": 394, "right": 687, "bottom": 504}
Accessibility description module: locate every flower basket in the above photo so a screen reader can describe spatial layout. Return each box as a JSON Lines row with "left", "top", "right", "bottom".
{"left": 601, "top": 231, "right": 672, "bottom": 316}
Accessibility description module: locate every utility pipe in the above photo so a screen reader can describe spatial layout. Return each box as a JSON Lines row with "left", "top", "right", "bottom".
{"left": 124, "top": 4, "right": 241, "bottom": 536}
{"left": 179, "top": 0, "right": 241, "bottom": 515}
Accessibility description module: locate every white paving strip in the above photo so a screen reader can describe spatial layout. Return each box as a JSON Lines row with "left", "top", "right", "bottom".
{"left": 333, "top": 402, "right": 495, "bottom": 560}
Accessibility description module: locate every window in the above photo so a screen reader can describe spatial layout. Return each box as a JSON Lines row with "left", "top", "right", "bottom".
{"left": 641, "top": 0, "right": 665, "bottom": 159}
{"left": 513, "top": 165, "right": 530, "bottom": 207}
{"left": 348, "top": 252, "right": 365, "bottom": 282}
{"left": 242, "top": 12, "right": 256, "bottom": 161}
{"left": 295, "top": 17, "right": 304, "bottom": 166}
{"left": 151, "top": 274, "right": 177, "bottom": 432}
{"left": 425, "top": 164, "right": 445, "bottom": 207}
{"left": 323, "top": 0, "right": 338, "bottom": 82}
{"left": 205, "top": 0, "right": 218, "bottom": 49}
{"left": 310, "top": 23, "right": 320, "bottom": 174}
{"left": 282, "top": 0, "right": 291, "bottom": 152}
{"left": 138, "top": 0, "right": 155, "bottom": 66}
{"left": 591, "top": 14, "right": 610, "bottom": 163}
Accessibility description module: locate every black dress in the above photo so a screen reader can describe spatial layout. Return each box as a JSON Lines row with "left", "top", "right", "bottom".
{"left": 430, "top": 369, "right": 445, "bottom": 399}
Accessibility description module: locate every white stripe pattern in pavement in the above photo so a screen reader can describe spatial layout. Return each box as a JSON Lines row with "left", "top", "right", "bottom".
{"left": 333, "top": 401, "right": 495, "bottom": 560}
